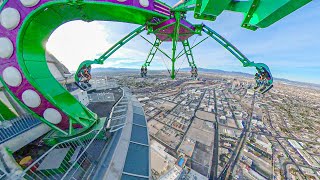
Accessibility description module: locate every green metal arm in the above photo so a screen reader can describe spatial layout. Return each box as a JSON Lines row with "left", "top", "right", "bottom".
{"left": 182, "top": 39, "right": 197, "bottom": 68}
{"left": 75, "top": 25, "right": 146, "bottom": 83}
{"left": 173, "top": 0, "right": 312, "bottom": 30}
{"left": 170, "top": 12, "right": 182, "bottom": 79}
{"left": 0, "top": 100, "right": 17, "bottom": 121}
{"left": 202, "top": 24, "right": 273, "bottom": 85}
{"left": 143, "top": 38, "right": 162, "bottom": 67}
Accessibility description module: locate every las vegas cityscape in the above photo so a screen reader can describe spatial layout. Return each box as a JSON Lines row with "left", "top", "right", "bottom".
{"left": 95, "top": 69, "right": 320, "bottom": 180}
{"left": 0, "top": 0, "right": 319, "bottom": 180}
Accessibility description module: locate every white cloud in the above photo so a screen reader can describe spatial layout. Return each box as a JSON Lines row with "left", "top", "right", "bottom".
{"left": 46, "top": 21, "right": 113, "bottom": 70}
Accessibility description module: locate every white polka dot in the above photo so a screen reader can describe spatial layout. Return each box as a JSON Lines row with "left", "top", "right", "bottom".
{"left": 2, "top": 67, "right": 22, "bottom": 87}
{"left": 43, "top": 108, "right": 62, "bottom": 124}
{"left": 20, "top": 0, "right": 40, "bottom": 7}
{"left": 0, "top": 37, "right": 14, "bottom": 59}
{"left": 22, "top": 90, "right": 41, "bottom": 108}
{"left": 117, "top": 0, "right": 127, "bottom": 2}
{"left": 0, "top": 8, "right": 20, "bottom": 30}
{"left": 139, "top": 0, "right": 149, "bottom": 7}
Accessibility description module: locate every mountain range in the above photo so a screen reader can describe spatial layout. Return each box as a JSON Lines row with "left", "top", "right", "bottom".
{"left": 91, "top": 67, "right": 320, "bottom": 89}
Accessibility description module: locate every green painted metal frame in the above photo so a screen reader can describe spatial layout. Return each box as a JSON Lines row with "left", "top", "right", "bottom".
{"left": 202, "top": 24, "right": 273, "bottom": 85}
{"left": 240, "top": 0, "right": 260, "bottom": 31}
{"left": 182, "top": 39, "right": 197, "bottom": 68}
{"left": 75, "top": 25, "right": 146, "bottom": 83}
{"left": 0, "top": 0, "right": 8, "bottom": 11}
{"left": 0, "top": 99, "right": 17, "bottom": 121}
{"left": 170, "top": 12, "right": 182, "bottom": 79}
{"left": 142, "top": 22, "right": 273, "bottom": 85}
{"left": 173, "top": 0, "right": 312, "bottom": 30}
{"left": 143, "top": 38, "right": 162, "bottom": 67}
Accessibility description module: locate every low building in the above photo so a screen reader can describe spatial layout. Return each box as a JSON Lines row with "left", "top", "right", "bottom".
{"left": 159, "top": 165, "right": 182, "bottom": 180}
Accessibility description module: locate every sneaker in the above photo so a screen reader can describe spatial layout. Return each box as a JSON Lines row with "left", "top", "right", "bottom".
{"left": 259, "top": 86, "right": 266, "bottom": 92}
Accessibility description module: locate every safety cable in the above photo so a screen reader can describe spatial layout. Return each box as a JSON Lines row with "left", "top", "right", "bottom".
{"left": 159, "top": 48, "right": 172, "bottom": 75}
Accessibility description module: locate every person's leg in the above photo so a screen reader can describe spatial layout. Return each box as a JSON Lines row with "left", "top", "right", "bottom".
{"left": 259, "top": 80, "right": 267, "bottom": 92}
{"left": 254, "top": 79, "right": 260, "bottom": 89}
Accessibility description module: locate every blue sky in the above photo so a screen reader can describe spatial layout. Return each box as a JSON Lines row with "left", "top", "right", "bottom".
{"left": 47, "top": 0, "right": 320, "bottom": 84}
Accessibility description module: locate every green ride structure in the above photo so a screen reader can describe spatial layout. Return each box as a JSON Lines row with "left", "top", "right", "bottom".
{"left": 0, "top": 0, "right": 311, "bottom": 139}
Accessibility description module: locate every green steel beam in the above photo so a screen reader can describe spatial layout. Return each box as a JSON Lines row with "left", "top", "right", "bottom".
{"left": 182, "top": 40, "right": 197, "bottom": 68}
{"left": 202, "top": 24, "right": 273, "bottom": 85}
{"left": 240, "top": 0, "right": 260, "bottom": 31}
{"left": 143, "top": 38, "right": 162, "bottom": 67}
{"left": 0, "top": 100, "right": 17, "bottom": 121}
{"left": 98, "top": 26, "right": 146, "bottom": 62}
{"left": 227, "top": 0, "right": 312, "bottom": 29}
{"left": 173, "top": 0, "right": 312, "bottom": 30}
{"left": 0, "top": 0, "right": 8, "bottom": 12}
{"left": 75, "top": 25, "right": 145, "bottom": 83}
{"left": 197, "top": 0, "right": 232, "bottom": 20}
{"left": 202, "top": 24, "right": 251, "bottom": 66}
{"left": 171, "top": 12, "right": 182, "bottom": 79}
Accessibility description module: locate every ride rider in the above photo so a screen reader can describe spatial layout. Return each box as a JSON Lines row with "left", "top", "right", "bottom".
{"left": 83, "top": 65, "right": 92, "bottom": 83}
{"left": 141, "top": 66, "right": 144, "bottom": 77}
{"left": 144, "top": 66, "right": 147, "bottom": 77}
{"left": 259, "top": 71, "right": 270, "bottom": 92}
{"left": 141, "top": 66, "right": 147, "bottom": 77}
{"left": 191, "top": 67, "right": 198, "bottom": 78}
{"left": 254, "top": 72, "right": 262, "bottom": 90}
{"left": 78, "top": 65, "right": 92, "bottom": 87}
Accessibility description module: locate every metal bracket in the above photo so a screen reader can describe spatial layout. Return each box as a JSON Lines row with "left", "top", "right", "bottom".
{"left": 241, "top": 0, "right": 260, "bottom": 31}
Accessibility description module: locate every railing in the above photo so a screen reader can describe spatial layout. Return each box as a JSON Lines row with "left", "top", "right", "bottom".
{"left": 93, "top": 79, "right": 119, "bottom": 90}
{"left": 88, "top": 92, "right": 115, "bottom": 102}
{"left": 107, "top": 88, "right": 129, "bottom": 132}
{"left": 0, "top": 114, "right": 41, "bottom": 144}
{"left": 0, "top": 168, "right": 10, "bottom": 180}
{"left": 0, "top": 88, "right": 127, "bottom": 179}
{"left": 22, "top": 126, "right": 103, "bottom": 180}
{"left": 19, "top": 87, "right": 127, "bottom": 180}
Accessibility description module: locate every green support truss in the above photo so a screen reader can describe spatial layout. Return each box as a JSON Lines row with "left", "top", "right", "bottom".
{"left": 142, "top": 23, "right": 273, "bottom": 90}
{"left": 182, "top": 39, "right": 197, "bottom": 68}
{"left": 143, "top": 38, "right": 162, "bottom": 67}
{"left": 170, "top": 12, "right": 182, "bottom": 79}
{"left": 75, "top": 25, "right": 146, "bottom": 83}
